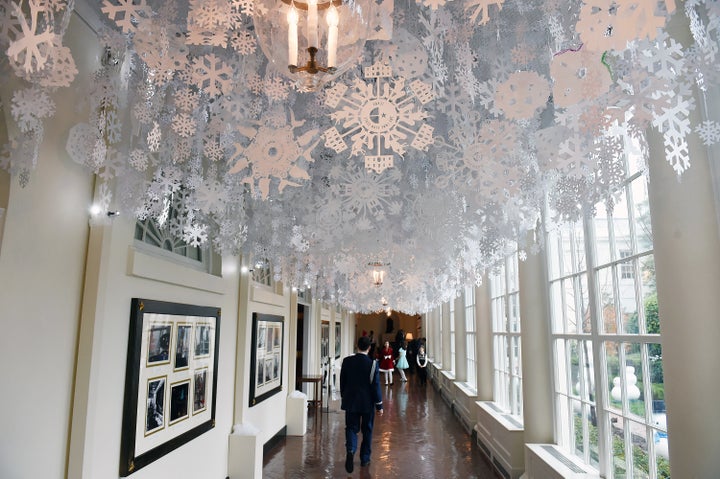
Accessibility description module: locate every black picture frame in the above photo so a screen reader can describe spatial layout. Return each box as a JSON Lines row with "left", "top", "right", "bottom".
{"left": 120, "top": 299, "right": 221, "bottom": 476}
{"left": 335, "top": 322, "right": 341, "bottom": 359}
{"left": 249, "top": 313, "right": 284, "bottom": 407}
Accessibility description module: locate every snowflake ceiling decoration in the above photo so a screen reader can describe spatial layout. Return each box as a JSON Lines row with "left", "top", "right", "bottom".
{"left": 324, "top": 61, "right": 435, "bottom": 173}
{"left": 1, "top": 0, "right": 719, "bottom": 313}
{"left": 228, "top": 111, "right": 319, "bottom": 199}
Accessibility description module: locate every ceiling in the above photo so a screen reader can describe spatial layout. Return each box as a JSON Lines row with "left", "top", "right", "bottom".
{"left": 1, "top": 0, "right": 718, "bottom": 313}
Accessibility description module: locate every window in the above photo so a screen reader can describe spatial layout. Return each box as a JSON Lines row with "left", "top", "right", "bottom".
{"left": 490, "top": 251, "right": 523, "bottom": 418}
{"left": 449, "top": 297, "right": 456, "bottom": 375}
{"left": 619, "top": 250, "right": 634, "bottom": 279}
{"left": 464, "top": 285, "right": 477, "bottom": 390}
{"left": 251, "top": 258, "right": 273, "bottom": 286}
{"left": 134, "top": 191, "right": 211, "bottom": 273}
{"left": 548, "top": 138, "right": 668, "bottom": 478}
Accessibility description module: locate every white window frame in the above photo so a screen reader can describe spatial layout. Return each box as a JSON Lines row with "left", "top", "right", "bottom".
{"left": 490, "top": 252, "right": 523, "bottom": 418}
{"left": 464, "top": 285, "right": 477, "bottom": 391}
{"left": 449, "top": 297, "right": 456, "bottom": 375}
{"left": 548, "top": 154, "right": 667, "bottom": 478}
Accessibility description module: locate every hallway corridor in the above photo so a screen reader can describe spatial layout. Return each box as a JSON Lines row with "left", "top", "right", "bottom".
{"left": 263, "top": 375, "right": 500, "bottom": 478}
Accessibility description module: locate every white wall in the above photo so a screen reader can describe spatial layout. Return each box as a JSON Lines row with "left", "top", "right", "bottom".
{"left": 0, "top": 11, "right": 295, "bottom": 479}
{"left": 0, "top": 14, "right": 98, "bottom": 479}
{"left": 235, "top": 280, "right": 292, "bottom": 445}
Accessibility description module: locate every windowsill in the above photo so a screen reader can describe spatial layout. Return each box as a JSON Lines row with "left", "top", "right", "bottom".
{"left": 477, "top": 401, "right": 524, "bottom": 431}
{"left": 454, "top": 381, "right": 477, "bottom": 398}
{"left": 441, "top": 370, "right": 456, "bottom": 380}
{"left": 128, "top": 247, "right": 225, "bottom": 294}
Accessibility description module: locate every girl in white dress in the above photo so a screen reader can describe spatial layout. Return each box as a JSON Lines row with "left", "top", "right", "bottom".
{"left": 395, "top": 342, "right": 410, "bottom": 382}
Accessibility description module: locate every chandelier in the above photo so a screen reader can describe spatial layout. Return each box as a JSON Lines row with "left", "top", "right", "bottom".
{"left": 253, "top": 0, "right": 372, "bottom": 91}
{"left": 369, "top": 261, "right": 387, "bottom": 286}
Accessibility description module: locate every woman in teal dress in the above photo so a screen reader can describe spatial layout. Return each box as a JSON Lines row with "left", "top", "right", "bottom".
{"left": 395, "top": 342, "right": 409, "bottom": 382}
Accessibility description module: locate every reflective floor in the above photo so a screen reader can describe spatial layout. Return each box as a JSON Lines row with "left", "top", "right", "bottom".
{"left": 263, "top": 373, "right": 500, "bottom": 478}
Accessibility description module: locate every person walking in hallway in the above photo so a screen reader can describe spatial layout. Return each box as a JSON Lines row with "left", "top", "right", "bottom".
{"left": 416, "top": 346, "right": 428, "bottom": 386}
{"left": 378, "top": 340, "right": 395, "bottom": 385}
{"left": 395, "top": 341, "right": 409, "bottom": 382}
{"left": 340, "top": 335, "right": 384, "bottom": 473}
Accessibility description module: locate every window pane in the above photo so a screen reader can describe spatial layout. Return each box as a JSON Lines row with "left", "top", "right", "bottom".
{"left": 554, "top": 339, "right": 570, "bottom": 395}
{"left": 612, "top": 188, "right": 633, "bottom": 257}
{"left": 550, "top": 281, "right": 564, "bottom": 334}
{"left": 548, "top": 234, "right": 562, "bottom": 280}
{"left": 598, "top": 266, "right": 619, "bottom": 334}
{"left": 631, "top": 419, "right": 651, "bottom": 479}
{"left": 563, "top": 278, "right": 579, "bottom": 334}
{"left": 640, "top": 254, "right": 658, "bottom": 334}
{"left": 572, "top": 399, "right": 585, "bottom": 459}
{"left": 595, "top": 205, "right": 612, "bottom": 266}
{"left": 611, "top": 414, "right": 628, "bottom": 477}
{"left": 579, "top": 274, "right": 591, "bottom": 334}
{"left": 631, "top": 178, "right": 653, "bottom": 255}
{"left": 509, "top": 293, "right": 520, "bottom": 332}
{"left": 618, "top": 260, "right": 639, "bottom": 334}
{"left": 606, "top": 341, "right": 622, "bottom": 413}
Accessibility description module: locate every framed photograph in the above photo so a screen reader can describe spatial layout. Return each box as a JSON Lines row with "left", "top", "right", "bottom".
{"left": 120, "top": 299, "right": 221, "bottom": 476}
{"left": 249, "top": 313, "right": 284, "bottom": 406}
{"left": 321, "top": 321, "right": 330, "bottom": 360}
{"left": 335, "top": 322, "right": 341, "bottom": 359}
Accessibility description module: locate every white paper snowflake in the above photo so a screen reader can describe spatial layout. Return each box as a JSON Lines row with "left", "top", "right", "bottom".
{"left": 330, "top": 163, "right": 403, "bottom": 221}
{"left": 191, "top": 53, "right": 233, "bottom": 97}
{"left": 465, "top": 0, "right": 504, "bottom": 25}
{"left": 494, "top": 71, "right": 551, "bottom": 120}
{"left": 183, "top": 222, "right": 209, "bottom": 247}
{"left": 576, "top": 0, "right": 668, "bottom": 52}
{"left": 11, "top": 86, "right": 55, "bottom": 132}
{"left": 101, "top": 0, "right": 151, "bottom": 33}
{"left": 228, "top": 113, "right": 319, "bottom": 199}
{"left": 550, "top": 47, "right": 613, "bottom": 108}
{"left": 6, "top": 0, "right": 58, "bottom": 74}
{"left": 696, "top": 120, "right": 720, "bottom": 146}
{"left": 172, "top": 113, "right": 197, "bottom": 138}
{"left": 129, "top": 149, "right": 148, "bottom": 171}
{"left": 324, "top": 62, "right": 434, "bottom": 173}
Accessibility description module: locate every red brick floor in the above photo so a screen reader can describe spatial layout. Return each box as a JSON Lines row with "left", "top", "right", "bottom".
{"left": 263, "top": 374, "right": 500, "bottom": 478}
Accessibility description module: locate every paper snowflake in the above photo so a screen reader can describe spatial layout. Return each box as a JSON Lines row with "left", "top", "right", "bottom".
{"left": 228, "top": 112, "right": 319, "bottom": 199}
{"left": 191, "top": 54, "right": 233, "bottom": 97}
{"left": 324, "top": 62, "right": 435, "bottom": 173}
{"left": 6, "top": 0, "right": 59, "bottom": 74}
{"left": 494, "top": 71, "right": 551, "bottom": 120}
{"left": 101, "top": 0, "right": 151, "bottom": 33}
{"left": 465, "top": 0, "right": 504, "bottom": 25}
{"left": 696, "top": 120, "right": 720, "bottom": 146}
{"left": 550, "top": 47, "right": 613, "bottom": 108}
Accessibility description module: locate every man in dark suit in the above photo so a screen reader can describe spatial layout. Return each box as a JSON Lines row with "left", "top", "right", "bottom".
{"left": 340, "top": 335, "right": 383, "bottom": 473}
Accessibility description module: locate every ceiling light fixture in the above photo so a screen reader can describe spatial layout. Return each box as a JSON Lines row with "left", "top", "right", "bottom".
{"left": 253, "top": 0, "right": 372, "bottom": 91}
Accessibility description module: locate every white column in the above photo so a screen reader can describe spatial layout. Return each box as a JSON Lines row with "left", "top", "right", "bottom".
{"left": 475, "top": 279, "right": 493, "bottom": 401}
{"left": 644, "top": 9, "right": 720, "bottom": 477}
{"left": 518, "top": 229, "right": 554, "bottom": 444}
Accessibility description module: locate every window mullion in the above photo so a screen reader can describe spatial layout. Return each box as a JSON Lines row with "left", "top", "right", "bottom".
{"left": 584, "top": 207, "right": 611, "bottom": 477}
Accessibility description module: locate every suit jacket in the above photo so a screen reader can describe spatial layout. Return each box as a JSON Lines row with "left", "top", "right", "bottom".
{"left": 340, "top": 352, "right": 383, "bottom": 413}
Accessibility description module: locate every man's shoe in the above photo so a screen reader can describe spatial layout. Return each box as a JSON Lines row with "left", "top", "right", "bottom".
{"left": 361, "top": 459, "right": 371, "bottom": 467}
{"left": 345, "top": 451, "right": 354, "bottom": 473}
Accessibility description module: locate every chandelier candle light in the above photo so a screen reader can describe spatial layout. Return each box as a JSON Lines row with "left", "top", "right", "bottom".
{"left": 286, "top": 0, "right": 339, "bottom": 73}
{"left": 255, "top": 0, "right": 371, "bottom": 91}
